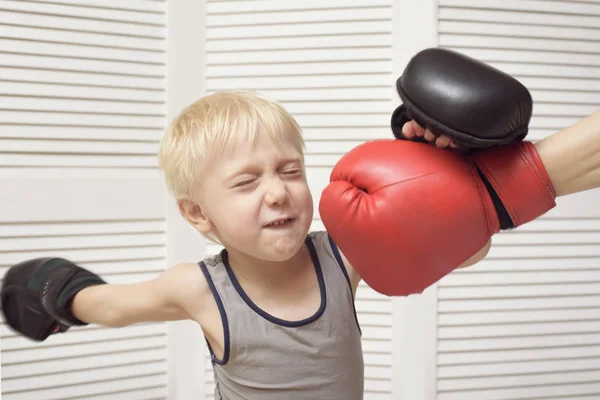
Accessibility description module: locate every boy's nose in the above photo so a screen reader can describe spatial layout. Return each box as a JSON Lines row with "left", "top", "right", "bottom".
{"left": 264, "top": 178, "right": 289, "bottom": 205}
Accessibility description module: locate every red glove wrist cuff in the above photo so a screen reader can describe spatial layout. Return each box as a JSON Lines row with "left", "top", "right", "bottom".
{"left": 471, "top": 141, "right": 556, "bottom": 228}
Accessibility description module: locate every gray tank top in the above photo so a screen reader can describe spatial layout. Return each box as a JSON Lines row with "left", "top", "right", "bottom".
{"left": 199, "top": 231, "right": 364, "bottom": 400}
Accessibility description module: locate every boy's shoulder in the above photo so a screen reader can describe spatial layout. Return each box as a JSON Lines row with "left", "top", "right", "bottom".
{"left": 162, "top": 262, "right": 213, "bottom": 317}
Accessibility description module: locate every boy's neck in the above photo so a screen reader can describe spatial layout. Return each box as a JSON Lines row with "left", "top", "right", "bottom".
{"left": 225, "top": 243, "right": 312, "bottom": 291}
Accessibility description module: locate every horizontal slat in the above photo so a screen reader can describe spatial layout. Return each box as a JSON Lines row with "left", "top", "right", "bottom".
{"left": 1, "top": 247, "right": 165, "bottom": 266}
{"left": 357, "top": 283, "right": 393, "bottom": 300}
{"left": 304, "top": 140, "right": 363, "bottom": 154}
{"left": 490, "top": 62, "right": 600, "bottom": 82}
{"left": 439, "top": 0, "right": 600, "bottom": 16}
{"left": 207, "top": 61, "right": 392, "bottom": 77}
{"left": 4, "top": 361, "right": 167, "bottom": 393}
{"left": 0, "top": 232, "right": 165, "bottom": 252}
{"left": 0, "top": 55, "right": 164, "bottom": 87}
{"left": 493, "top": 230, "right": 600, "bottom": 245}
{"left": 0, "top": 38, "right": 165, "bottom": 65}
{"left": 438, "top": 384, "right": 600, "bottom": 400}
{"left": 440, "top": 5, "right": 600, "bottom": 28}
{"left": 0, "top": 96, "right": 164, "bottom": 116}
{"left": 208, "top": 7, "right": 390, "bottom": 26}
{"left": 0, "top": 81, "right": 165, "bottom": 102}
{"left": 362, "top": 352, "right": 392, "bottom": 366}
{"left": 0, "top": 111, "right": 164, "bottom": 128}
{"left": 485, "top": 244, "right": 600, "bottom": 259}
{"left": 0, "top": 220, "right": 165, "bottom": 237}
{"left": 361, "top": 338, "right": 392, "bottom": 354}
{"left": 355, "top": 299, "right": 393, "bottom": 314}
{"left": 207, "top": 0, "right": 390, "bottom": 14}
{"left": 0, "top": 10, "right": 166, "bottom": 38}
{"left": 207, "top": 21, "right": 391, "bottom": 40}
{"left": 438, "top": 369, "right": 600, "bottom": 392}
{"left": 0, "top": 139, "right": 159, "bottom": 155}
{"left": 1, "top": 258, "right": 168, "bottom": 279}
{"left": 0, "top": 23, "right": 165, "bottom": 51}
{"left": 521, "top": 76, "right": 600, "bottom": 92}
{"left": 0, "top": 1, "right": 165, "bottom": 24}
{"left": 440, "top": 20, "right": 600, "bottom": 41}
{"left": 360, "top": 325, "right": 392, "bottom": 341}
{"left": 286, "top": 100, "right": 392, "bottom": 115}
{"left": 439, "top": 282, "right": 600, "bottom": 300}
{"left": 2, "top": 374, "right": 167, "bottom": 400}
{"left": 0, "top": 154, "right": 157, "bottom": 168}
{"left": 455, "top": 256, "right": 600, "bottom": 273}
{"left": 364, "top": 365, "right": 392, "bottom": 379}
{"left": 30, "top": 0, "right": 167, "bottom": 13}
{"left": 215, "top": 88, "right": 392, "bottom": 102}
{"left": 439, "top": 295, "right": 600, "bottom": 313}
{"left": 440, "top": 34, "right": 600, "bottom": 55}
{"left": 441, "top": 270, "right": 600, "bottom": 287}
{"left": 208, "top": 48, "right": 390, "bottom": 65}
{"left": 2, "top": 324, "right": 165, "bottom": 353}
{"left": 358, "top": 313, "right": 393, "bottom": 327}
{"left": 0, "top": 167, "right": 160, "bottom": 180}
{"left": 439, "top": 320, "right": 600, "bottom": 339}
{"left": 296, "top": 113, "right": 387, "bottom": 127}
{"left": 206, "top": 33, "right": 392, "bottom": 52}
{"left": 447, "top": 47, "right": 600, "bottom": 68}
{"left": 67, "top": 387, "right": 168, "bottom": 400}
{"left": 438, "top": 344, "right": 600, "bottom": 365}
{"left": 438, "top": 332, "right": 600, "bottom": 353}
{"left": 438, "top": 357, "right": 600, "bottom": 379}
{"left": 0, "top": 125, "right": 163, "bottom": 141}
{"left": 532, "top": 90, "right": 600, "bottom": 105}
{"left": 533, "top": 103, "right": 599, "bottom": 116}
{"left": 438, "top": 308, "right": 600, "bottom": 326}
{"left": 363, "top": 380, "right": 392, "bottom": 394}
{"left": 513, "top": 218, "right": 600, "bottom": 232}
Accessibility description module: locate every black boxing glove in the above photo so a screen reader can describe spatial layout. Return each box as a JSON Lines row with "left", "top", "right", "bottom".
{"left": 1, "top": 258, "right": 106, "bottom": 341}
{"left": 391, "top": 47, "right": 533, "bottom": 152}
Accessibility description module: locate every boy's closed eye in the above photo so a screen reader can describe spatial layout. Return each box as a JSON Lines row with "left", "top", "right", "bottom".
{"left": 231, "top": 176, "right": 257, "bottom": 189}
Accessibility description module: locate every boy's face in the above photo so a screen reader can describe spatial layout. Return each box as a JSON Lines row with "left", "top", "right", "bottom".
{"left": 197, "top": 132, "right": 314, "bottom": 261}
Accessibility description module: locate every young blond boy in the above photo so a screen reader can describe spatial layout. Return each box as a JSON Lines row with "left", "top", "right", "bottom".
{"left": 73, "top": 91, "right": 488, "bottom": 399}
{"left": 3, "top": 89, "right": 600, "bottom": 399}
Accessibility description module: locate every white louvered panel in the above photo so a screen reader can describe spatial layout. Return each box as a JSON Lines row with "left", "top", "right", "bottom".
{"left": 438, "top": 0, "right": 600, "bottom": 140}
{"left": 0, "top": 0, "right": 166, "bottom": 170}
{"left": 437, "top": 217, "right": 600, "bottom": 400}
{"left": 437, "top": 1, "right": 600, "bottom": 399}
{"left": 204, "top": 1, "right": 394, "bottom": 397}
{"left": 1, "top": 177, "right": 167, "bottom": 400}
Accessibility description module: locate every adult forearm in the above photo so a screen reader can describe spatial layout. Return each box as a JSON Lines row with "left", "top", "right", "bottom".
{"left": 535, "top": 109, "right": 600, "bottom": 197}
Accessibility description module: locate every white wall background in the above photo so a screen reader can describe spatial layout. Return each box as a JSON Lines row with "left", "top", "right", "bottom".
{"left": 1, "top": 1, "right": 600, "bottom": 399}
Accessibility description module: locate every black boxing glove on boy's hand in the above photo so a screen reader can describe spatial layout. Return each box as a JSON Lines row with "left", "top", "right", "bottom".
{"left": 1, "top": 257, "right": 106, "bottom": 341}
{"left": 391, "top": 47, "right": 533, "bottom": 152}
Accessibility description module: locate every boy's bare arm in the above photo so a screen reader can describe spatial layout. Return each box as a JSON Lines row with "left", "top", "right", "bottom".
{"left": 71, "top": 262, "right": 207, "bottom": 327}
{"left": 535, "top": 109, "right": 600, "bottom": 197}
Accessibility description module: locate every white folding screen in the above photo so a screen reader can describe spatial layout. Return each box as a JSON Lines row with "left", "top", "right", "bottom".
{"left": 203, "top": 1, "right": 396, "bottom": 398}
{"left": 435, "top": 1, "right": 600, "bottom": 399}
{"left": 0, "top": 1, "right": 169, "bottom": 399}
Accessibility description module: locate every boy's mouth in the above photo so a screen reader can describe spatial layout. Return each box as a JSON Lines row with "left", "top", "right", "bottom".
{"left": 265, "top": 217, "right": 294, "bottom": 227}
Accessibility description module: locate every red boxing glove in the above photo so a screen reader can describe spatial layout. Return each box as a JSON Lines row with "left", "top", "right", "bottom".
{"left": 470, "top": 141, "right": 556, "bottom": 230}
{"left": 319, "top": 139, "right": 556, "bottom": 296}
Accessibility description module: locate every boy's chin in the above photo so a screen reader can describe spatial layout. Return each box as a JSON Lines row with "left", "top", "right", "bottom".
{"left": 261, "top": 236, "right": 306, "bottom": 261}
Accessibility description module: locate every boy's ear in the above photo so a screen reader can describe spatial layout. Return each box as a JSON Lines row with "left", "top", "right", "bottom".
{"left": 177, "top": 199, "right": 212, "bottom": 233}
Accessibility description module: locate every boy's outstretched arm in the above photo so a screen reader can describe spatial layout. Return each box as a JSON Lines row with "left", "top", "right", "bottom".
{"left": 72, "top": 263, "right": 201, "bottom": 327}
{"left": 1, "top": 257, "right": 204, "bottom": 341}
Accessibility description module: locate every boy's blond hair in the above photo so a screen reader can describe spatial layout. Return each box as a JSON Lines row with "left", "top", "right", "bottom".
{"left": 158, "top": 90, "right": 305, "bottom": 202}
